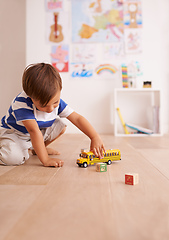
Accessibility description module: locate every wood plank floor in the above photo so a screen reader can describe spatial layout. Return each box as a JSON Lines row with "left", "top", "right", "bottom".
{"left": 1, "top": 134, "right": 169, "bottom": 240}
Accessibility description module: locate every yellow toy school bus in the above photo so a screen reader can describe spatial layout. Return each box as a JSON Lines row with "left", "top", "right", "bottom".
{"left": 76, "top": 149, "right": 121, "bottom": 168}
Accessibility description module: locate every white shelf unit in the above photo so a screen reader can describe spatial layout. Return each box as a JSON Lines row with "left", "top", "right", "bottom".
{"left": 114, "top": 88, "right": 161, "bottom": 137}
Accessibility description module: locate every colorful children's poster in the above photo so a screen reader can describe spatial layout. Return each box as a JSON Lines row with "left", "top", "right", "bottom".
{"left": 51, "top": 45, "right": 69, "bottom": 72}
{"left": 71, "top": 63, "right": 93, "bottom": 78}
{"left": 46, "top": 11, "right": 69, "bottom": 43}
{"left": 124, "top": 29, "right": 142, "bottom": 53}
{"left": 123, "top": 1, "right": 142, "bottom": 28}
{"left": 72, "top": 44, "right": 96, "bottom": 62}
{"left": 45, "top": 0, "right": 63, "bottom": 11}
{"left": 103, "top": 42, "right": 124, "bottom": 59}
{"left": 72, "top": 0, "right": 124, "bottom": 43}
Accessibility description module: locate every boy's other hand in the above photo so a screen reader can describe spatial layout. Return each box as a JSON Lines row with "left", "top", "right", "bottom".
{"left": 90, "top": 135, "right": 106, "bottom": 159}
{"left": 43, "top": 157, "right": 64, "bottom": 167}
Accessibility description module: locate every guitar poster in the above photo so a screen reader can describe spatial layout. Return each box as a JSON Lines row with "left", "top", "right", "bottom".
{"left": 51, "top": 45, "right": 69, "bottom": 72}
{"left": 46, "top": 11, "right": 69, "bottom": 44}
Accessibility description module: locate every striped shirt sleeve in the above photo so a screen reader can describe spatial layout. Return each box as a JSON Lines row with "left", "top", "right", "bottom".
{"left": 58, "top": 99, "right": 74, "bottom": 118}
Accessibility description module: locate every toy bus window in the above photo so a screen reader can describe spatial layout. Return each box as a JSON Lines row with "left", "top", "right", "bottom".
{"left": 104, "top": 153, "right": 106, "bottom": 157}
{"left": 117, "top": 152, "right": 119, "bottom": 155}
{"left": 107, "top": 153, "right": 109, "bottom": 156}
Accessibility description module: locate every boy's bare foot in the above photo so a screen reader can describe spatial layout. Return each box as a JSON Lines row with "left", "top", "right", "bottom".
{"left": 30, "top": 148, "right": 60, "bottom": 155}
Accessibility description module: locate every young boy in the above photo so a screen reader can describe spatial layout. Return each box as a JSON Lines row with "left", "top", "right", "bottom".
{"left": 0, "top": 63, "right": 105, "bottom": 167}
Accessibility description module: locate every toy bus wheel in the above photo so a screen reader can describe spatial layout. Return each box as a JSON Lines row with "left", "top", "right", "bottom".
{"left": 83, "top": 162, "right": 88, "bottom": 168}
{"left": 107, "top": 160, "right": 112, "bottom": 165}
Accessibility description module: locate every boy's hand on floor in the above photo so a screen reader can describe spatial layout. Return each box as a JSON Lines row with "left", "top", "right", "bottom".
{"left": 43, "top": 157, "right": 64, "bottom": 167}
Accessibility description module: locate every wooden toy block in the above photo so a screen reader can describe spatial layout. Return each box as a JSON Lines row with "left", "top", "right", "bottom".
{"left": 96, "top": 163, "right": 107, "bottom": 172}
{"left": 125, "top": 173, "right": 139, "bottom": 185}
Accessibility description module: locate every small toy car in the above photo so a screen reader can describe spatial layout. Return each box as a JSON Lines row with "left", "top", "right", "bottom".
{"left": 76, "top": 149, "right": 121, "bottom": 168}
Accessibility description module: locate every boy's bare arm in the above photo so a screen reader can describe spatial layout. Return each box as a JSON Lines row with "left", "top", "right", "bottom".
{"left": 22, "top": 120, "right": 63, "bottom": 167}
{"left": 67, "top": 112, "right": 106, "bottom": 158}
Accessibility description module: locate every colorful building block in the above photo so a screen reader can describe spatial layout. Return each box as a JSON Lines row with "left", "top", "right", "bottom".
{"left": 121, "top": 64, "right": 129, "bottom": 88}
{"left": 96, "top": 163, "right": 107, "bottom": 172}
{"left": 125, "top": 173, "right": 139, "bottom": 185}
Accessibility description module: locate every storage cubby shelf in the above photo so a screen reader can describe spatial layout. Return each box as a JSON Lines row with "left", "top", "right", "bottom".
{"left": 114, "top": 88, "right": 161, "bottom": 137}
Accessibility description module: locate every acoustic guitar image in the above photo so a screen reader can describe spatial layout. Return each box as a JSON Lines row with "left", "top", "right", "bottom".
{"left": 49, "top": 12, "right": 64, "bottom": 43}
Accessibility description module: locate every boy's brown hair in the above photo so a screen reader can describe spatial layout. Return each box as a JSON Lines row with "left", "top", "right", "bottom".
{"left": 22, "top": 63, "right": 62, "bottom": 106}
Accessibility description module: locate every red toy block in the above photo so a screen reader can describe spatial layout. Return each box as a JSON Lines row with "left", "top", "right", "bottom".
{"left": 125, "top": 173, "right": 139, "bottom": 185}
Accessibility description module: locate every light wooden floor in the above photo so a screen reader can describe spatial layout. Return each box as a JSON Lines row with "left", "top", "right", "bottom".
{"left": 1, "top": 133, "right": 169, "bottom": 240}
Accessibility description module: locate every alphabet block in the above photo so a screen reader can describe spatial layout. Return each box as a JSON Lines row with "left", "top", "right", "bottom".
{"left": 96, "top": 163, "right": 107, "bottom": 172}
{"left": 125, "top": 173, "right": 139, "bottom": 185}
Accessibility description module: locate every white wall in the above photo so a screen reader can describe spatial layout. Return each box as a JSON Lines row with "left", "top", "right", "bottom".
{"left": 26, "top": 0, "right": 169, "bottom": 134}
{"left": 0, "top": 0, "right": 26, "bottom": 117}
{"left": 141, "top": 0, "right": 169, "bottom": 134}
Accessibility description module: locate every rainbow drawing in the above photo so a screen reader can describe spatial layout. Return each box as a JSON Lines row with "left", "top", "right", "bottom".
{"left": 95, "top": 64, "right": 118, "bottom": 75}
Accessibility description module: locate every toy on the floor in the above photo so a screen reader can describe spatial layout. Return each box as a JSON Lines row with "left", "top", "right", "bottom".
{"left": 125, "top": 173, "right": 139, "bottom": 185}
{"left": 76, "top": 149, "right": 121, "bottom": 168}
{"left": 96, "top": 163, "right": 107, "bottom": 172}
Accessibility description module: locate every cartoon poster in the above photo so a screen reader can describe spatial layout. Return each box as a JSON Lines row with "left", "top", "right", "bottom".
{"left": 103, "top": 42, "right": 124, "bottom": 59}
{"left": 72, "top": 44, "right": 96, "bottom": 62}
{"left": 45, "top": 0, "right": 63, "bottom": 11}
{"left": 46, "top": 11, "right": 69, "bottom": 43}
{"left": 51, "top": 45, "right": 69, "bottom": 72}
{"left": 70, "top": 63, "right": 93, "bottom": 78}
{"left": 124, "top": 29, "right": 142, "bottom": 53}
{"left": 123, "top": 1, "right": 142, "bottom": 28}
{"left": 72, "top": 0, "right": 124, "bottom": 43}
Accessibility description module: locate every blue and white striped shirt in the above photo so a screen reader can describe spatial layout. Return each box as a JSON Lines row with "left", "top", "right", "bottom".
{"left": 1, "top": 91, "right": 74, "bottom": 134}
